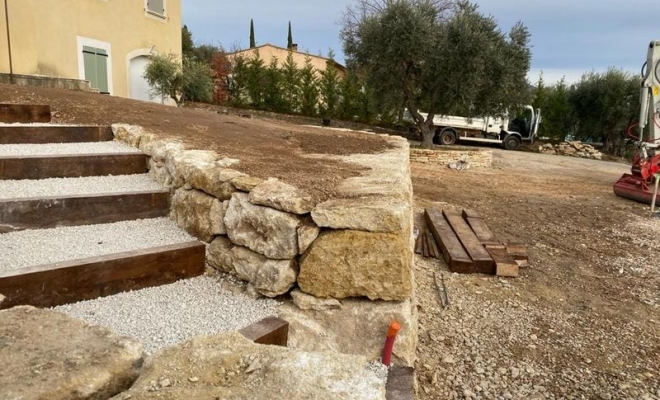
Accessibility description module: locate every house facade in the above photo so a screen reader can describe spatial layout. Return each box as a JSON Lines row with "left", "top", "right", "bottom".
{"left": 227, "top": 44, "right": 345, "bottom": 78}
{"left": 0, "top": 0, "right": 182, "bottom": 100}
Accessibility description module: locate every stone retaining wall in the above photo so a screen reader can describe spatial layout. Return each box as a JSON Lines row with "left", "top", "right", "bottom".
{"left": 410, "top": 147, "right": 493, "bottom": 168}
{"left": 0, "top": 73, "right": 93, "bottom": 92}
{"left": 112, "top": 124, "right": 418, "bottom": 366}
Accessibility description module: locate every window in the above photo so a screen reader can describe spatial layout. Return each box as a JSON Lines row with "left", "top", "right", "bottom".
{"left": 82, "top": 46, "right": 109, "bottom": 94}
{"left": 146, "top": 0, "right": 165, "bottom": 17}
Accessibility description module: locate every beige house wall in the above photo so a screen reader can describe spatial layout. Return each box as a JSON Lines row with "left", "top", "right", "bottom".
{"left": 228, "top": 44, "right": 345, "bottom": 78}
{"left": 0, "top": 0, "right": 182, "bottom": 98}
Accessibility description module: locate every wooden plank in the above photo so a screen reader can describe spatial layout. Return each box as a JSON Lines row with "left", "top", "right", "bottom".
{"left": 0, "top": 241, "right": 206, "bottom": 309}
{"left": 487, "top": 247, "right": 519, "bottom": 277}
{"left": 485, "top": 243, "right": 506, "bottom": 250}
{"left": 0, "top": 125, "right": 113, "bottom": 144}
{"left": 443, "top": 209, "right": 495, "bottom": 274}
{"left": 466, "top": 217, "right": 499, "bottom": 245}
{"left": 414, "top": 232, "right": 423, "bottom": 255}
{"left": 424, "top": 208, "right": 473, "bottom": 272}
{"left": 426, "top": 231, "right": 439, "bottom": 258}
{"left": 386, "top": 366, "right": 415, "bottom": 400}
{"left": 0, "top": 104, "right": 50, "bottom": 123}
{"left": 422, "top": 231, "right": 429, "bottom": 258}
{"left": 239, "top": 316, "right": 289, "bottom": 347}
{"left": 462, "top": 209, "right": 482, "bottom": 219}
{"left": 505, "top": 241, "right": 529, "bottom": 262}
{"left": 0, "top": 190, "right": 169, "bottom": 233}
{"left": 0, "top": 153, "right": 147, "bottom": 180}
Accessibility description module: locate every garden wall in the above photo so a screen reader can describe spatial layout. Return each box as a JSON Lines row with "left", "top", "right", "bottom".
{"left": 410, "top": 147, "right": 493, "bottom": 168}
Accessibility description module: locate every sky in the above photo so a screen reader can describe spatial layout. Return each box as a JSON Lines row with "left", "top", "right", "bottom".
{"left": 182, "top": 0, "right": 660, "bottom": 85}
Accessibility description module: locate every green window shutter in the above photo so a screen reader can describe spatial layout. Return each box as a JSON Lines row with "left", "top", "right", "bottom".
{"left": 82, "top": 46, "right": 109, "bottom": 94}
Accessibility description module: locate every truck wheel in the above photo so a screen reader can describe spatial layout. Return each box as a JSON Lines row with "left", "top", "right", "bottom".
{"left": 503, "top": 135, "right": 521, "bottom": 151}
{"left": 439, "top": 129, "right": 457, "bottom": 146}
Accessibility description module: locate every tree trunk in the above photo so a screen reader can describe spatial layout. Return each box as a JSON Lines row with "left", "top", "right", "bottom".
{"left": 420, "top": 123, "right": 434, "bottom": 149}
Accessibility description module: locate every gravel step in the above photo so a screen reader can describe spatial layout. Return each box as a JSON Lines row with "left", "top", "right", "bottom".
{"left": 0, "top": 141, "right": 139, "bottom": 157}
{"left": 0, "top": 218, "right": 195, "bottom": 272}
{"left": 54, "top": 276, "right": 280, "bottom": 354}
{"left": 0, "top": 174, "right": 163, "bottom": 199}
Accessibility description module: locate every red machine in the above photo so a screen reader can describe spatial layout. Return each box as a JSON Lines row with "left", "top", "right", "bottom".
{"left": 613, "top": 40, "right": 660, "bottom": 208}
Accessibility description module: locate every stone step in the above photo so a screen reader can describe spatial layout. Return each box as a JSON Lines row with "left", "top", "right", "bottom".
{"left": 0, "top": 124, "right": 112, "bottom": 144}
{"left": 0, "top": 218, "right": 205, "bottom": 309}
{"left": 0, "top": 103, "right": 51, "bottom": 123}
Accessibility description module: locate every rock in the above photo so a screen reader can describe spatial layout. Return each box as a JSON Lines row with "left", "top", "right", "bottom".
{"left": 249, "top": 178, "right": 315, "bottom": 214}
{"left": 207, "top": 236, "right": 235, "bottom": 274}
{"left": 112, "top": 123, "right": 143, "bottom": 147}
{"left": 165, "top": 149, "right": 218, "bottom": 188}
{"left": 297, "top": 217, "right": 320, "bottom": 254}
{"left": 188, "top": 167, "right": 246, "bottom": 201}
{"left": 291, "top": 289, "right": 342, "bottom": 311}
{"left": 278, "top": 297, "right": 417, "bottom": 367}
{"left": 224, "top": 193, "right": 303, "bottom": 259}
{"left": 510, "top": 367, "right": 520, "bottom": 379}
{"left": 0, "top": 293, "right": 4, "bottom": 306}
{"left": 1, "top": 306, "right": 144, "bottom": 400}
{"left": 171, "top": 188, "right": 225, "bottom": 242}
{"left": 312, "top": 197, "right": 409, "bottom": 234}
{"left": 298, "top": 230, "right": 412, "bottom": 301}
{"left": 231, "top": 175, "right": 263, "bottom": 192}
{"left": 111, "top": 331, "right": 386, "bottom": 400}
{"left": 231, "top": 246, "right": 298, "bottom": 297}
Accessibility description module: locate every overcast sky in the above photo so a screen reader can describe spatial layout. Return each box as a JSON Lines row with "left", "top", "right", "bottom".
{"left": 182, "top": 0, "right": 660, "bottom": 84}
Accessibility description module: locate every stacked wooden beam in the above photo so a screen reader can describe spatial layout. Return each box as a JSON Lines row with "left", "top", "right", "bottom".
{"left": 419, "top": 208, "right": 529, "bottom": 277}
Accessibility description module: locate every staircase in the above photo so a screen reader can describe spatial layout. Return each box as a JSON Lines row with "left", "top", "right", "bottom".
{"left": 0, "top": 104, "right": 205, "bottom": 309}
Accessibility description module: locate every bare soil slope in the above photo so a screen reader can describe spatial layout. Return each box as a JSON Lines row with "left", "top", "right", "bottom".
{"left": 0, "top": 84, "right": 392, "bottom": 202}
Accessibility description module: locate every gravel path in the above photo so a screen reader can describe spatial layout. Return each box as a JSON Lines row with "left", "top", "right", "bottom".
{"left": 0, "top": 174, "right": 163, "bottom": 199}
{"left": 0, "top": 218, "right": 195, "bottom": 271}
{"left": 0, "top": 141, "right": 140, "bottom": 156}
{"left": 54, "top": 276, "right": 280, "bottom": 354}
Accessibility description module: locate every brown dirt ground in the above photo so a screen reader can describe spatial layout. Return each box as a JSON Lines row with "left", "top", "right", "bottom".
{"left": 0, "top": 84, "right": 393, "bottom": 203}
{"left": 413, "top": 150, "right": 660, "bottom": 399}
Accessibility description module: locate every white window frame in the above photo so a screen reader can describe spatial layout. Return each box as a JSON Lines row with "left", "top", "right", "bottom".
{"left": 76, "top": 36, "right": 113, "bottom": 95}
{"left": 144, "top": 0, "right": 166, "bottom": 19}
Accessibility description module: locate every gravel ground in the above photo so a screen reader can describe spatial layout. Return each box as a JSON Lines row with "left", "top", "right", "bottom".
{"left": 0, "top": 218, "right": 195, "bottom": 271}
{"left": 54, "top": 276, "right": 280, "bottom": 354}
{"left": 0, "top": 174, "right": 163, "bottom": 199}
{"left": 0, "top": 141, "right": 140, "bottom": 156}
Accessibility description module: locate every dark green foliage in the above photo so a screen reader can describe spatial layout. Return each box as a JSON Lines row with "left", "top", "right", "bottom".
{"left": 250, "top": 19, "right": 256, "bottom": 48}
{"left": 319, "top": 61, "right": 340, "bottom": 117}
{"left": 287, "top": 22, "right": 293, "bottom": 50}
{"left": 264, "top": 58, "right": 284, "bottom": 112}
{"left": 143, "top": 53, "right": 213, "bottom": 106}
{"left": 244, "top": 50, "right": 266, "bottom": 108}
{"left": 299, "top": 57, "right": 319, "bottom": 116}
{"left": 182, "top": 25, "right": 194, "bottom": 57}
{"left": 338, "top": 70, "right": 362, "bottom": 120}
{"left": 281, "top": 52, "right": 301, "bottom": 113}
{"left": 182, "top": 57, "right": 214, "bottom": 103}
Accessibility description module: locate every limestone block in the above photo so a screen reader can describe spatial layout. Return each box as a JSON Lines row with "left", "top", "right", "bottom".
{"left": 184, "top": 164, "right": 246, "bottom": 201}
{"left": 248, "top": 178, "right": 315, "bottom": 214}
{"left": 110, "top": 332, "right": 385, "bottom": 400}
{"left": 312, "top": 197, "right": 409, "bottom": 233}
{"left": 291, "top": 289, "right": 341, "bottom": 311}
{"left": 231, "top": 246, "right": 298, "bottom": 297}
{"left": 298, "top": 230, "right": 412, "bottom": 301}
{"left": 112, "top": 123, "right": 143, "bottom": 147}
{"left": 1, "top": 306, "right": 144, "bottom": 400}
{"left": 165, "top": 149, "right": 219, "bottom": 189}
{"left": 207, "top": 236, "right": 235, "bottom": 274}
{"left": 149, "top": 140, "right": 184, "bottom": 163}
{"left": 278, "top": 298, "right": 417, "bottom": 367}
{"left": 148, "top": 158, "right": 174, "bottom": 188}
{"left": 171, "top": 188, "right": 226, "bottom": 243}
{"left": 224, "top": 192, "right": 302, "bottom": 259}
{"left": 231, "top": 175, "right": 263, "bottom": 192}
{"left": 297, "top": 217, "right": 320, "bottom": 254}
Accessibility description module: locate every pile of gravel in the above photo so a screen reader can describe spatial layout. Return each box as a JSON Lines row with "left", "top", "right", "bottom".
{"left": 54, "top": 276, "right": 280, "bottom": 354}
{"left": 0, "top": 218, "right": 195, "bottom": 271}
{"left": 0, "top": 141, "right": 140, "bottom": 156}
{"left": 0, "top": 174, "right": 163, "bottom": 199}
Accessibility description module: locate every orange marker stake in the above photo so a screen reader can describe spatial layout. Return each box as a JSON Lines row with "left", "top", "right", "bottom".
{"left": 381, "top": 321, "right": 401, "bottom": 367}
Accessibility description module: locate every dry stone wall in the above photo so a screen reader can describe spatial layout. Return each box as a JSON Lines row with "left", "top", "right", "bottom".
{"left": 112, "top": 124, "right": 413, "bottom": 302}
{"left": 410, "top": 147, "right": 493, "bottom": 168}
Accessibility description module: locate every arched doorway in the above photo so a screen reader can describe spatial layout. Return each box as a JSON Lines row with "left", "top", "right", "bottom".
{"left": 128, "top": 55, "right": 157, "bottom": 102}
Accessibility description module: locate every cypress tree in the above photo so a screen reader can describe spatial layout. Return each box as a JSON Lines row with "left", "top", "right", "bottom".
{"left": 287, "top": 21, "right": 293, "bottom": 50}
{"left": 249, "top": 19, "right": 256, "bottom": 48}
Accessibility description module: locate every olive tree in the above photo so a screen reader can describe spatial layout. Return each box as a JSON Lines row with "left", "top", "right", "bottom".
{"left": 341, "top": 0, "right": 532, "bottom": 147}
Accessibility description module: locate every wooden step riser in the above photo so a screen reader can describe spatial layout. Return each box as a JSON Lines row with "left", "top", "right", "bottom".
{"left": 0, "top": 104, "right": 51, "bottom": 123}
{"left": 0, "top": 191, "right": 170, "bottom": 233}
{"left": 0, "top": 126, "right": 113, "bottom": 144}
{"left": 0, "top": 153, "right": 147, "bottom": 180}
{"left": 0, "top": 242, "right": 206, "bottom": 309}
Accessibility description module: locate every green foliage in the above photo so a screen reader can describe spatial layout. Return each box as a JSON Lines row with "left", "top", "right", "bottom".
{"left": 299, "top": 57, "right": 319, "bottom": 117}
{"left": 143, "top": 53, "right": 182, "bottom": 104}
{"left": 182, "top": 57, "right": 214, "bottom": 103}
{"left": 338, "top": 70, "right": 362, "bottom": 120}
{"left": 532, "top": 72, "right": 547, "bottom": 111}
{"left": 341, "top": 0, "right": 532, "bottom": 147}
{"left": 541, "top": 78, "right": 572, "bottom": 141}
{"left": 264, "top": 57, "right": 284, "bottom": 112}
{"left": 182, "top": 25, "right": 194, "bottom": 57}
{"left": 569, "top": 68, "right": 639, "bottom": 156}
{"left": 191, "top": 44, "right": 221, "bottom": 65}
{"left": 319, "top": 61, "right": 340, "bottom": 117}
{"left": 287, "top": 22, "right": 293, "bottom": 50}
{"left": 229, "top": 55, "right": 249, "bottom": 107}
{"left": 250, "top": 19, "right": 256, "bottom": 48}
{"left": 281, "top": 52, "right": 301, "bottom": 113}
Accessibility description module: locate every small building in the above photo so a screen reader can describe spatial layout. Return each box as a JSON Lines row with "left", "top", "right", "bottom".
{"left": 0, "top": 0, "right": 182, "bottom": 101}
{"left": 226, "top": 43, "right": 345, "bottom": 78}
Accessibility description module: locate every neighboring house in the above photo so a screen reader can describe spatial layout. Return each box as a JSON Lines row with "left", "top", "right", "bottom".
{"left": 0, "top": 0, "right": 182, "bottom": 101}
{"left": 226, "top": 44, "right": 345, "bottom": 78}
